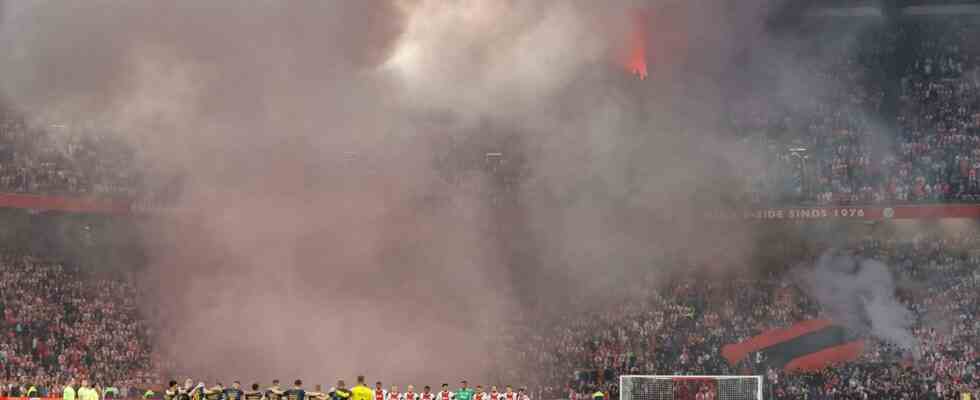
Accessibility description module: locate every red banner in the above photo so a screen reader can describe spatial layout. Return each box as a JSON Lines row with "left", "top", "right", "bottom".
{"left": 0, "top": 190, "right": 978, "bottom": 221}
{"left": 722, "top": 319, "right": 864, "bottom": 372}
{"left": 722, "top": 319, "right": 834, "bottom": 365}
{"left": 0, "top": 193, "right": 132, "bottom": 215}
{"left": 708, "top": 204, "right": 980, "bottom": 221}
{"left": 1, "top": 397, "right": 60, "bottom": 400}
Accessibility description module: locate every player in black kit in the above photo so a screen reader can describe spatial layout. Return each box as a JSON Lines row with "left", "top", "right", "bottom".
{"left": 205, "top": 383, "right": 225, "bottom": 400}
{"left": 307, "top": 385, "right": 327, "bottom": 400}
{"left": 180, "top": 379, "right": 203, "bottom": 400}
{"left": 225, "top": 382, "right": 244, "bottom": 400}
{"left": 284, "top": 380, "right": 305, "bottom": 400}
{"left": 165, "top": 381, "right": 179, "bottom": 400}
{"left": 267, "top": 380, "right": 284, "bottom": 400}
{"left": 245, "top": 384, "right": 264, "bottom": 400}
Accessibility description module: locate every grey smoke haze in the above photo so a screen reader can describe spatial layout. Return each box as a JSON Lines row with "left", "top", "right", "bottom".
{"left": 0, "top": 0, "right": 854, "bottom": 384}
{"left": 798, "top": 251, "right": 920, "bottom": 352}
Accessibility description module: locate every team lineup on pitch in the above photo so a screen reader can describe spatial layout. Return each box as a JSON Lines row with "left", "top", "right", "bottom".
{"left": 157, "top": 378, "right": 535, "bottom": 400}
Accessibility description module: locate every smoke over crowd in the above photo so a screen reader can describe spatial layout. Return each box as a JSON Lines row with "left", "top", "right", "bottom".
{"left": 0, "top": 0, "right": 919, "bottom": 386}
{"left": 797, "top": 251, "right": 920, "bottom": 353}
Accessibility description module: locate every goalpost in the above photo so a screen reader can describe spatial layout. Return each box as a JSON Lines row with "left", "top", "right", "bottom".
{"left": 619, "top": 375, "right": 763, "bottom": 400}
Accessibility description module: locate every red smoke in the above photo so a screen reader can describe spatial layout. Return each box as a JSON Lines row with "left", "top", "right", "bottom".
{"left": 625, "top": 9, "right": 648, "bottom": 80}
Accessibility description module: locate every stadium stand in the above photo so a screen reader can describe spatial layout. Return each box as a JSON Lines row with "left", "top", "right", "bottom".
{"left": 0, "top": 22, "right": 976, "bottom": 210}
{"left": 896, "top": 20, "right": 980, "bottom": 203}
{"left": 519, "top": 229, "right": 980, "bottom": 398}
{"left": 2, "top": 11, "right": 980, "bottom": 400}
{"left": 0, "top": 105, "right": 140, "bottom": 198}
{"left": 9, "top": 224, "right": 977, "bottom": 398}
{"left": 736, "top": 18, "right": 980, "bottom": 206}
{"left": 0, "top": 254, "right": 158, "bottom": 398}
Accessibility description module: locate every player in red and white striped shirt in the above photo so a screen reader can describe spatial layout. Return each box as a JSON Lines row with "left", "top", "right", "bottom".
{"left": 487, "top": 386, "right": 501, "bottom": 400}
{"left": 387, "top": 386, "right": 400, "bottom": 400}
{"left": 501, "top": 386, "right": 517, "bottom": 400}
{"left": 436, "top": 384, "right": 454, "bottom": 400}
{"left": 374, "top": 382, "right": 386, "bottom": 400}
{"left": 419, "top": 386, "right": 434, "bottom": 400}
{"left": 473, "top": 386, "right": 486, "bottom": 400}
{"left": 403, "top": 385, "right": 418, "bottom": 400}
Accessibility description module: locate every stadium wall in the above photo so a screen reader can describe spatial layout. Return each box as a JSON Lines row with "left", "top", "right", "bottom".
{"left": 0, "top": 192, "right": 131, "bottom": 215}
{"left": 3, "top": 190, "right": 980, "bottom": 221}
{"left": 710, "top": 204, "right": 980, "bottom": 221}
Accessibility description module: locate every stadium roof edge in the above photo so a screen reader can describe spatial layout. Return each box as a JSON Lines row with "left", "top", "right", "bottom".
{"left": 801, "top": 3, "right": 980, "bottom": 17}
{"left": 805, "top": 6, "right": 884, "bottom": 17}
{"left": 904, "top": 4, "right": 980, "bottom": 15}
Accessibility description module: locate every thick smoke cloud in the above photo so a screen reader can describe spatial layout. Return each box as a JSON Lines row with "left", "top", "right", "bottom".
{"left": 797, "top": 251, "right": 920, "bottom": 353}
{"left": 1, "top": 0, "right": 791, "bottom": 384}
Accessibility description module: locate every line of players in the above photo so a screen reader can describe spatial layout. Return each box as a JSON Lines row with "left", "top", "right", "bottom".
{"left": 372, "top": 381, "right": 529, "bottom": 400}
{"left": 164, "top": 376, "right": 531, "bottom": 400}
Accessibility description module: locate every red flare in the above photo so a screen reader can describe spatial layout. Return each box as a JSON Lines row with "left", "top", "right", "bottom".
{"left": 625, "top": 9, "right": 649, "bottom": 80}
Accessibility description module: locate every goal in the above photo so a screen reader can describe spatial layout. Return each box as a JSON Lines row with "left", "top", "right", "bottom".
{"left": 619, "top": 375, "right": 762, "bottom": 400}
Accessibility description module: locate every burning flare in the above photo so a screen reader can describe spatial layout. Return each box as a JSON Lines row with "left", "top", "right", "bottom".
{"left": 625, "top": 9, "right": 648, "bottom": 80}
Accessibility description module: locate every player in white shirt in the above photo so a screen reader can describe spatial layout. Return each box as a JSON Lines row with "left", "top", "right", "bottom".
{"left": 403, "top": 386, "right": 418, "bottom": 400}
{"left": 387, "top": 386, "right": 400, "bottom": 400}
{"left": 436, "top": 384, "right": 454, "bottom": 400}
{"left": 488, "top": 385, "right": 504, "bottom": 400}
{"left": 487, "top": 387, "right": 501, "bottom": 400}
{"left": 517, "top": 388, "right": 529, "bottom": 400}
{"left": 473, "top": 386, "right": 486, "bottom": 400}
{"left": 501, "top": 387, "right": 518, "bottom": 400}
{"left": 373, "top": 383, "right": 386, "bottom": 400}
{"left": 419, "top": 386, "right": 434, "bottom": 400}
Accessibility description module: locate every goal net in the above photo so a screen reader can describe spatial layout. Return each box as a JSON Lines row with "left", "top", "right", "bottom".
{"left": 619, "top": 375, "right": 762, "bottom": 400}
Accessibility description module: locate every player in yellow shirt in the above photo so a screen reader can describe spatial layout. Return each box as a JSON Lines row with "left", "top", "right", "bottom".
{"left": 350, "top": 376, "right": 372, "bottom": 400}
{"left": 63, "top": 378, "right": 77, "bottom": 400}
{"left": 79, "top": 379, "right": 99, "bottom": 400}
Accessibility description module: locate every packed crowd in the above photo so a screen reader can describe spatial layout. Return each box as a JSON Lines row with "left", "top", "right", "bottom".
{"left": 737, "top": 19, "right": 980, "bottom": 206}
{"left": 7, "top": 230, "right": 978, "bottom": 399}
{"left": 0, "top": 109, "right": 140, "bottom": 198}
{"left": 894, "top": 20, "right": 980, "bottom": 204}
{"left": 0, "top": 21, "right": 975, "bottom": 209}
{"left": 0, "top": 254, "right": 158, "bottom": 398}
{"left": 517, "top": 229, "right": 980, "bottom": 399}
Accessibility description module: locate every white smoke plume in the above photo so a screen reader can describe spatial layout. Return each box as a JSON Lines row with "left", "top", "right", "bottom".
{"left": 798, "top": 251, "right": 920, "bottom": 353}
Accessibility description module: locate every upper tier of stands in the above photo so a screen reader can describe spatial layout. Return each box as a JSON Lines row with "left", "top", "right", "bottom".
{"left": 0, "top": 21, "right": 975, "bottom": 209}
{"left": 0, "top": 109, "right": 140, "bottom": 198}
{"left": 737, "top": 18, "right": 980, "bottom": 206}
